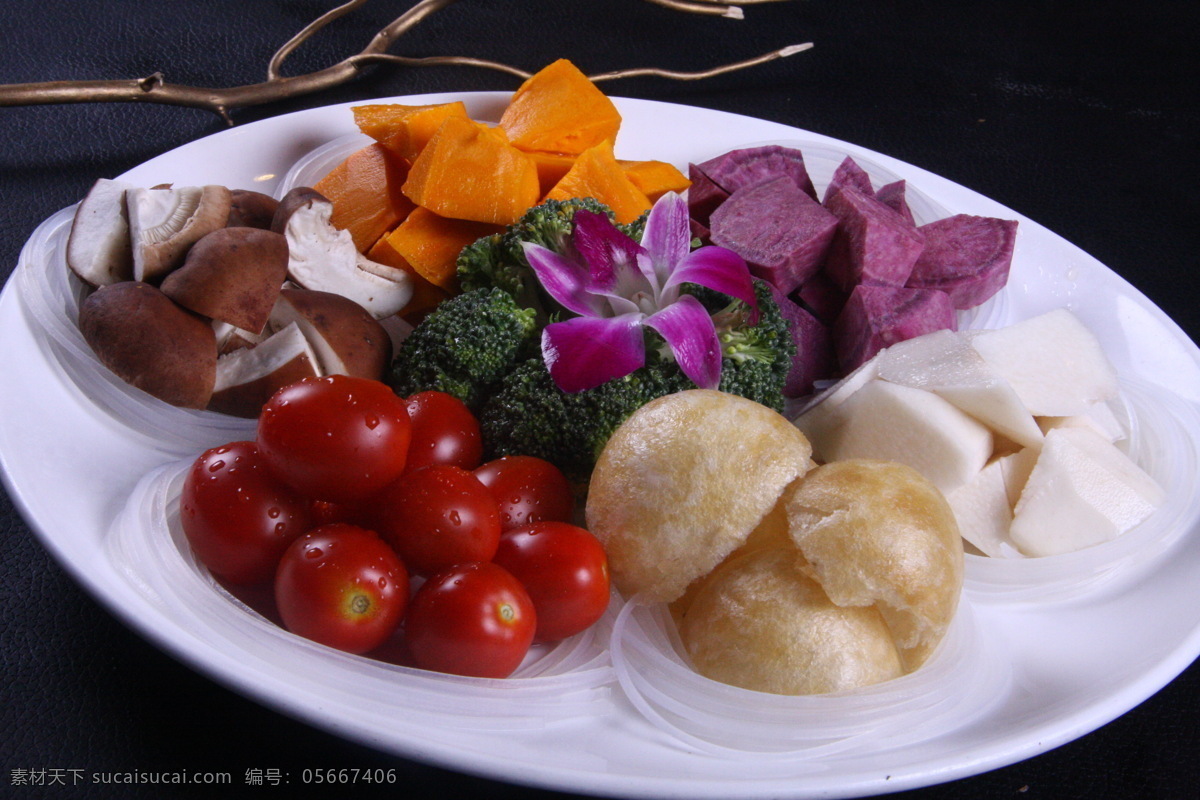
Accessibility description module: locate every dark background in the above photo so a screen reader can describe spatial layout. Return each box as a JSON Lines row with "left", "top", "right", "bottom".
{"left": 2, "top": 1, "right": 1197, "bottom": 797}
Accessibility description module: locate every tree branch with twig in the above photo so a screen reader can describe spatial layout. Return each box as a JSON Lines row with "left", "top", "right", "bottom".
{"left": 0, "top": 0, "right": 809, "bottom": 125}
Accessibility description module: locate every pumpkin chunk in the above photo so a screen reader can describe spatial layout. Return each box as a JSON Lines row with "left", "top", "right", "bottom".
{"left": 620, "top": 159, "right": 692, "bottom": 202}
{"left": 545, "top": 141, "right": 651, "bottom": 224}
{"left": 365, "top": 235, "right": 450, "bottom": 321}
{"left": 313, "top": 143, "right": 414, "bottom": 253}
{"left": 352, "top": 102, "right": 471, "bottom": 161}
{"left": 499, "top": 59, "right": 622, "bottom": 156}
{"left": 383, "top": 206, "right": 500, "bottom": 293}
{"left": 402, "top": 116, "right": 541, "bottom": 226}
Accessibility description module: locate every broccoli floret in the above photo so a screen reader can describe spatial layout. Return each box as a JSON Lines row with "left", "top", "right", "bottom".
{"left": 687, "top": 279, "right": 796, "bottom": 413}
{"left": 478, "top": 351, "right": 692, "bottom": 485}
{"left": 456, "top": 197, "right": 643, "bottom": 319}
{"left": 387, "top": 287, "right": 537, "bottom": 410}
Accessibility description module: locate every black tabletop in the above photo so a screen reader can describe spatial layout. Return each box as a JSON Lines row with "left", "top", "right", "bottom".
{"left": 3, "top": 2, "right": 1198, "bottom": 798}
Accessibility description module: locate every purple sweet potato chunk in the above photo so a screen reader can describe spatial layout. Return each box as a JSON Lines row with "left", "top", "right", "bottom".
{"left": 709, "top": 175, "right": 839, "bottom": 294}
{"left": 687, "top": 162, "right": 729, "bottom": 227}
{"left": 823, "top": 187, "right": 926, "bottom": 292}
{"left": 906, "top": 214, "right": 1018, "bottom": 309}
{"left": 795, "top": 270, "right": 848, "bottom": 326}
{"left": 875, "top": 180, "right": 916, "bottom": 226}
{"left": 767, "top": 281, "right": 834, "bottom": 397}
{"left": 833, "top": 284, "right": 957, "bottom": 372}
{"left": 823, "top": 156, "right": 875, "bottom": 204}
{"left": 697, "top": 145, "right": 818, "bottom": 201}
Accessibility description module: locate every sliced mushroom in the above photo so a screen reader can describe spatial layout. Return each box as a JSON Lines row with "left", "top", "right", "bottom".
{"left": 66, "top": 178, "right": 135, "bottom": 287}
{"left": 208, "top": 322, "right": 321, "bottom": 417}
{"left": 269, "top": 288, "right": 393, "bottom": 380}
{"left": 272, "top": 187, "right": 413, "bottom": 319}
{"left": 159, "top": 227, "right": 289, "bottom": 333}
{"left": 226, "top": 189, "right": 280, "bottom": 230}
{"left": 78, "top": 281, "right": 217, "bottom": 409}
{"left": 213, "top": 320, "right": 267, "bottom": 355}
{"left": 127, "top": 184, "right": 232, "bottom": 283}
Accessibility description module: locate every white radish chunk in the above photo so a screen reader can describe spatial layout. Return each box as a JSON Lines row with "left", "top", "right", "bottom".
{"left": 1009, "top": 427, "right": 1165, "bottom": 557}
{"left": 819, "top": 380, "right": 993, "bottom": 495}
{"left": 791, "top": 356, "right": 880, "bottom": 461}
{"left": 967, "top": 308, "right": 1119, "bottom": 417}
{"left": 1036, "top": 399, "right": 1125, "bottom": 443}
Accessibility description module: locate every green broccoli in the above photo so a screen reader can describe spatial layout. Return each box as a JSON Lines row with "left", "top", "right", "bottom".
{"left": 688, "top": 279, "right": 796, "bottom": 413}
{"left": 387, "top": 287, "right": 537, "bottom": 411}
{"left": 478, "top": 350, "right": 692, "bottom": 485}
{"left": 456, "top": 197, "right": 642, "bottom": 320}
{"left": 478, "top": 280, "right": 793, "bottom": 483}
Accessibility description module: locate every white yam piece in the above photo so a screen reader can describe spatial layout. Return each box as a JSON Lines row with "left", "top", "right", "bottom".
{"left": 967, "top": 308, "right": 1119, "bottom": 417}
{"left": 876, "top": 328, "right": 1044, "bottom": 449}
{"left": 1009, "top": 426, "right": 1165, "bottom": 557}
{"left": 818, "top": 380, "right": 993, "bottom": 496}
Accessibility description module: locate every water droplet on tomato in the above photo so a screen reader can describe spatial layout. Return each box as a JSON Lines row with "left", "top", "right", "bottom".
{"left": 304, "top": 547, "right": 323, "bottom": 560}
{"left": 207, "top": 460, "right": 225, "bottom": 473}
{"left": 448, "top": 510, "right": 462, "bottom": 526}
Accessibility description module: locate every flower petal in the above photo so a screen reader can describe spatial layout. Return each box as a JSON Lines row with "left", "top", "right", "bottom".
{"left": 521, "top": 242, "right": 605, "bottom": 317}
{"left": 542, "top": 313, "right": 647, "bottom": 393}
{"left": 662, "top": 245, "right": 758, "bottom": 316}
{"left": 644, "top": 294, "right": 723, "bottom": 390}
{"left": 640, "top": 192, "right": 692, "bottom": 288}
{"left": 572, "top": 210, "right": 654, "bottom": 294}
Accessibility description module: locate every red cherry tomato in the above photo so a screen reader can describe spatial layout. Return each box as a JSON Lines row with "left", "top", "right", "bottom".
{"left": 369, "top": 465, "right": 501, "bottom": 576}
{"left": 404, "top": 561, "right": 536, "bottom": 678}
{"left": 473, "top": 455, "right": 574, "bottom": 531}
{"left": 492, "top": 522, "right": 611, "bottom": 642}
{"left": 274, "top": 524, "right": 409, "bottom": 654}
{"left": 404, "top": 390, "right": 483, "bottom": 472}
{"left": 180, "top": 440, "right": 313, "bottom": 585}
{"left": 256, "top": 375, "right": 411, "bottom": 504}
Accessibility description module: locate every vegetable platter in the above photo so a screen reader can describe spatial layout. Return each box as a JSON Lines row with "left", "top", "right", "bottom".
{"left": 4, "top": 92, "right": 1200, "bottom": 799}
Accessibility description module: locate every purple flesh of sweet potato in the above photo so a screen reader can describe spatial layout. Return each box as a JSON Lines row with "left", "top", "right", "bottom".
{"left": 767, "top": 281, "right": 834, "bottom": 397}
{"left": 823, "top": 187, "right": 926, "bottom": 292}
{"left": 795, "top": 270, "right": 848, "bottom": 327}
{"left": 709, "top": 175, "right": 839, "bottom": 294}
{"left": 875, "top": 180, "right": 916, "bottom": 226}
{"left": 697, "top": 145, "right": 818, "bottom": 201}
{"left": 823, "top": 156, "right": 875, "bottom": 204}
{"left": 905, "top": 214, "right": 1018, "bottom": 309}
{"left": 833, "top": 284, "right": 957, "bottom": 372}
{"left": 687, "top": 162, "right": 729, "bottom": 227}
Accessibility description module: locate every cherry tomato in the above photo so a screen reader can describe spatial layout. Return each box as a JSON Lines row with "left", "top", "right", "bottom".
{"left": 180, "top": 440, "right": 313, "bottom": 585}
{"left": 492, "top": 522, "right": 611, "bottom": 642}
{"left": 404, "top": 390, "right": 483, "bottom": 472}
{"left": 256, "top": 375, "right": 411, "bottom": 504}
{"left": 369, "top": 465, "right": 501, "bottom": 576}
{"left": 473, "top": 455, "right": 574, "bottom": 531}
{"left": 274, "top": 524, "right": 409, "bottom": 654}
{"left": 404, "top": 561, "right": 536, "bottom": 678}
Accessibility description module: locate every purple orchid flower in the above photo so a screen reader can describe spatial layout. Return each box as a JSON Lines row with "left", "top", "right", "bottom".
{"left": 521, "top": 192, "right": 758, "bottom": 393}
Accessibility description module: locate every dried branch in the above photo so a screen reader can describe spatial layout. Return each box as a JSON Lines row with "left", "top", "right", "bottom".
{"left": 0, "top": 0, "right": 809, "bottom": 125}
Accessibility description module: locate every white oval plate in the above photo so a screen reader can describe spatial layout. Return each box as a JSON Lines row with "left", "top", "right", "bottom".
{"left": 3, "top": 93, "right": 1200, "bottom": 799}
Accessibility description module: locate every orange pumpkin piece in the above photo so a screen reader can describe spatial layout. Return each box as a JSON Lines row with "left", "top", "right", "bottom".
{"left": 545, "top": 141, "right": 652, "bottom": 225}
{"left": 352, "top": 102, "right": 470, "bottom": 161}
{"left": 313, "top": 143, "right": 415, "bottom": 253}
{"left": 402, "top": 116, "right": 541, "bottom": 226}
{"left": 499, "top": 59, "right": 622, "bottom": 156}
{"left": 620, "top": 160, "right": 692, "bottom": 202}
{"left": 526, "top": 150, "right": 579, "bottom": 196}
{"left": 366, "top": 234, "right": 451, "bottom": 320}
{"left": 383, "top": 206, "right": 501, "bottom": 293}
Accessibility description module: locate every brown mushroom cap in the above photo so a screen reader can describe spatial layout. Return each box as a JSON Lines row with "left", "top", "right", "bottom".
{"left": 226, "top": 189, "right": 280, "bottom": 230}
{"left": 269, "top": 288, "right": 393, "bottom": 380}
{"left": 160, "top": 226, "right": 289, "bottom": 333}
{"left": 78, "top": 281, "right": 217, "bottom": 409}
{"left": 128, "top": 184, "right": 233, "bottom": 283}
